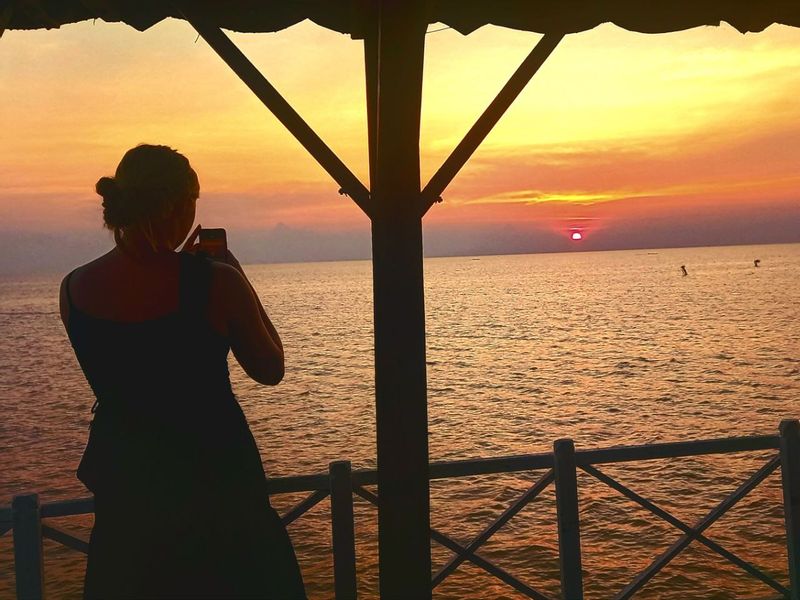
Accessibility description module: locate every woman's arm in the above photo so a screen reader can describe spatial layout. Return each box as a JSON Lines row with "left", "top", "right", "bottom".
{"left": 213, "top": 261, "right": 284, "bottom": 385}
{"left": 245, "top": 276, "right": 283, "bottom": 352}
{"left": 221, "top": 251, "right": 282, "bottom": 351}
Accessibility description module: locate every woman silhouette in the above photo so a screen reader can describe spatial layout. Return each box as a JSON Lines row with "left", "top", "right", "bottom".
{"left": 59, "top": 144, "right": 306, "bottom": 599}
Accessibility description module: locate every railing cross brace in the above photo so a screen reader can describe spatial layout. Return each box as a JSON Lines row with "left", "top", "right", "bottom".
{"left": 614, "top": 455, "right": 782, "bottom": 599}
{"left": 583, "top": 463, "right": 789, "bottom": 597}
{"left": 433, "top": 469, "right": 554, "bottom": 587}
{"left": 281, "top": 489, "right": 329, "bottom": 527}
{"left": 41, "top": 524, "right": 90, "bottom": 554}
{"left": 353, "top": 483, "right": 554, "bottom": 600}
{"left": 430, "top": 528, "right": 553, "bottom": 600}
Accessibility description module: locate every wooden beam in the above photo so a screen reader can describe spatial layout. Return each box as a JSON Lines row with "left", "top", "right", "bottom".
{"left": 554, "top": 439, "right": 584, "bottom": 600}
{"left": 280, "top": 489, "right": 329, "bottom": 527}
{"left": 329, "top": 461, "right": 358, "bottom": 600}
{"left": 364, "top": 29, "right": 378, "bottom": 191}
{"left": 578, "top": 434, "right": 779, "bottom": 465}
{"left": 616, "top": 456, "right": 780, "bottom": 599}
{"left": 583, "top": 464, "right": 789, "bottom": 597}
{"left": 431, "top": 529, "right": 551, "bottom": 600}
{"left": 780, "top": 419, "right": 800, "bottom": 598}
{"left": 419, "top": 33, "right": 563, "bottom": 216}
{"left": 369, "top": 1, "right": 431, "bottom": 597}
{"left": 432, "top": 469, "right": 554, "bottom": 588}
{"left": 12, "top": 494, "right": 44, "bottom": 600}
{"left": 176, "top": 4, "right": 372, "bottom": 216}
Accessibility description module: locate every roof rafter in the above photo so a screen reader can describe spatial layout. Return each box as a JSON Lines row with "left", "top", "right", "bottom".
{"left": 419, "top": 32, "right": 563, "bottom": 217}
{"left": 177, "top": 3, "right": 372, "bottom": 217}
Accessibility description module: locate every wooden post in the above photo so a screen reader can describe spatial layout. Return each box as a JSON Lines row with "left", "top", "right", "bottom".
{"left": 363, "top": 25, "right": 378, "bottom": 192}
{"left": 329, "top": 461, "right": 358, "bottom": 600}
{"left": 12, "top": 494, "right": 44, "bottom": 600}
{"left": 554, "top": 439, "right": 583, "bottom": 600}
{"left": 781, "top": 419, "right": 800, "bottom": 599}
{"left": 368, "top": 1, "right": 431, "bottom": 597}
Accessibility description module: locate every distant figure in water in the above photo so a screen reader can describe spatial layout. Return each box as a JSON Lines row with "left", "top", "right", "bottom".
{"left": 60, "top": 145, "right": 305, "bottom": 599}
{"left": 680, "top": 265, "right": 688, "bottom": 276}
{"left": 754, "top": 259, "right": 761, "bottom": 267}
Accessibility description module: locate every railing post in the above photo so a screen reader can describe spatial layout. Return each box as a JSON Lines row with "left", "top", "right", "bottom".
{"left": 329, "top": 461, "right": 357, "bottom": 600}
{"left": 780, "top": 419, "right": 800, "bottom": 599}
{"left": 554, "top": 439, "right": 584, "bottom": 600}
{"left": 12, "top": 493, "right": 44, "bottom": 600}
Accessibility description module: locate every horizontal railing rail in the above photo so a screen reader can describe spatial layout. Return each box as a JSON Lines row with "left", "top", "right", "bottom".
{"left": 2, "top": 422, "right": 797, "bottom": 600}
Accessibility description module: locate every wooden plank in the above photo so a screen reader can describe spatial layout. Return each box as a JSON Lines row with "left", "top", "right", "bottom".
{"left": 363, "top": 21, "right": 378, "bottom": 191}
{"left": 176, "top": 3, "right": 371, "bottom": 216}
{"left": 780, "top": 419, "right": 800, "bottom": 599}
{"left": 583, "top": 464, "right": 789, "bottom": 597}
{"left": 41, "top": 525, "right": 89, "bottom": 554}
{"left": 554, "top": 439, "right": 583, "bottom": 600}
{"left": 429, "top": 454, "right": 553, "bottom": 480}
{"left": 40, "top": 497, "right": 94, "bottom": 519}
{"left": 616, "top": 456, "right": 780, "bottom": 599}
{"left": 353, "top": 485, "right": 379, "bottom": 507}
{"left": 348, "top": 483, "right": 552, "bottom": 600}
{"left": 357, "top": 434, "right": 778, "bottom": 485}
{"left": 578, "top": 435, "right": 779, "bottom": 466}
{"left": 329, "top": 461, "right": 357, "bottom": 600}
{"left": 12, "top": 494, "right": 44, "bottom": 600}
{"left": 351, "top": 470, "right": 378, "bottom": 487}
{"left": 432, "top": 469, "right": 554, "bottom": 587}
{"left": 369, "top": 1, "right": 431, "bottom": 597}
{"left": 0, "top": 436, "right": 783, "bottom": 510}
{"left": 281, "top": 489, "right": 329, "bottom": 527}
{"left": 419, "top": 34, "right": 563, "bottom": 216}
{"left": 431, "top": 528, "right": 552, "bottom": 600}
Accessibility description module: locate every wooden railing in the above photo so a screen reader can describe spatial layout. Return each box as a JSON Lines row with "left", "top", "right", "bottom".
{"left": 3, "top": 419, "right": 799, "bottom": 600}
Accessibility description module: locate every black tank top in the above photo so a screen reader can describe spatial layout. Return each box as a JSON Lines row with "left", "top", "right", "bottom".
{"left": 65, "top": 252, "right": 269, "bottom": 504}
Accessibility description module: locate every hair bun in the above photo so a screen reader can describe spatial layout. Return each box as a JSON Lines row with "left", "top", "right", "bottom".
{"left": 96, "top": 176, "right": 131, "bottom": 228}
{"left": 96, "top": 176, "right": 117, "bottom": 198}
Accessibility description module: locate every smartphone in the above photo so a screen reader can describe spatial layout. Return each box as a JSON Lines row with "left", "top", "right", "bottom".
{"left": 198, "top": 228, "right": 227, "bottom": 260}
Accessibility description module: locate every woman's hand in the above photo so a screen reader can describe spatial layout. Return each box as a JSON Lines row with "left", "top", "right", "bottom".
{"left": 181, "top": 224, "right": 202, "bottom": 253}
{"left": 181, "top": 225, "right": 244, "bottom": 275}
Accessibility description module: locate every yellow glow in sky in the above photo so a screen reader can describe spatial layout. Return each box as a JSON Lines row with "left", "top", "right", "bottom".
{"left": 1, "top": 19, "right": 799, "bottom": 234}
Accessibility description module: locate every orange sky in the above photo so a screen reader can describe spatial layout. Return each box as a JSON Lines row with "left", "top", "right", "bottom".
{"left": 1, "top": 18, "right": 799, "bottom": 254}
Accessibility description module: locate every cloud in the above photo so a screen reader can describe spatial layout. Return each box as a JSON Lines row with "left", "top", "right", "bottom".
{"left": 2, "top": 194, "right": 797, "bottom": 277}
{"left": 424, "top": 196, "right": 799, "bottom": 257}
{"left": 0, "top": 229, "right": 112, "bottom": 276}
{"left": 229, "top": 224, "right": 371, "bottom": 264}
{"left": 432, "top": 119, "right": 800, "bottom": 212}
{"left": 0, "top": 224, "right": 374, "bottom": 276}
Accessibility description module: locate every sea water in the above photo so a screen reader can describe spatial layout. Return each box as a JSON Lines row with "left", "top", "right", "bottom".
{"left": 1, "top": 243, "right": 799, "bottom": 599}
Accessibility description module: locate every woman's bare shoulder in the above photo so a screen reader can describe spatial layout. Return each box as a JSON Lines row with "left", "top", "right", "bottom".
{"left": 208, "top": 260, "right": 250, "bottom": 303}
{"left": 67, "top": 250, "right": 118, "bottom": 282}
{"left": 59, "top": 251, "right": 116, "bottom": 324}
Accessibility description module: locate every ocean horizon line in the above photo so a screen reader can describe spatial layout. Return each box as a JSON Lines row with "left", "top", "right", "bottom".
{"left": 1, "top": 239, "right": 797, "bottom": 279}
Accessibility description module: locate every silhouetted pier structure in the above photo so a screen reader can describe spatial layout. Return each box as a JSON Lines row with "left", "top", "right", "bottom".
{"left": 3, "top": 420, "right": 800, "bottom": 599}
{"left": 5, "top": 2, "right": 800, "bottom": 597}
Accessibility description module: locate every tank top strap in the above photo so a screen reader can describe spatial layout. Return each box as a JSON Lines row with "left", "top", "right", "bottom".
{"left": 178, "top": 252, "right": 213, "bottom": 320}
